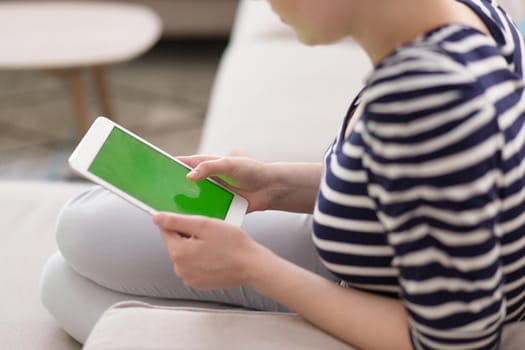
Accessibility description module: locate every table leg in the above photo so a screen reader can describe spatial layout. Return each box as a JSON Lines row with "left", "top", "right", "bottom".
{"left": 92, "top": 66, "right": 114, "bottom": 119}
{"left": 63, "top": 68, "right": 91, "bottom": 137}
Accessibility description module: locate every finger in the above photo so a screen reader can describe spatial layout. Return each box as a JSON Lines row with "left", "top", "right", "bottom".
{"left": 153, "top": 212, "right": 213, "bottom": 238}
{"left": 176, "top": 155, "right": 220, "bottom": 169}
{"left": 188, "top": 158, "right": 239, "bottom": 185}
{"left": 159, "top": 228, "right": 185, "bottom": 247}
{"left": 153, "top": 212, "right": 182, "bottom": 231}
{"left": 186, "top": 159, "right": 224, "bottom": 180}
{"left": 159, "top": 229, "right": 196, "bottom": 265}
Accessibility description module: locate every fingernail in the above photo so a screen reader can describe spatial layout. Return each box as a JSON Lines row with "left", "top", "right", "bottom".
{"left": 187, "top": 169, "right": 199, "bottom": 179}
{"left": 153, "top": 213, "right": 163, "bottom": 225}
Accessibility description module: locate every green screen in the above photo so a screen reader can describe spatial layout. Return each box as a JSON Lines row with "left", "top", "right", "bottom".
{"left": 88, "top": 127, "right": 233, "bottom": 219}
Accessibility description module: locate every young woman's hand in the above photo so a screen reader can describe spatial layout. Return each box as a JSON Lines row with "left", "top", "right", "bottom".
{"left": 178, "top": 155, "right": 279, "bottom": 213}
{"left": 178, "top": 155, "right": 323, "bottom": 214}
{"left": 153, "top": 212, "right": 265, "bottom": 290}
{"left": 153, "top": 212, "right": 413, "bottom": 350}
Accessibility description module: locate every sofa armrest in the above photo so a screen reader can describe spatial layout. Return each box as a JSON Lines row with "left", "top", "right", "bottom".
{"left": 83, "top": 301, "right": 357, "bottom": 350}
{"left": 84, "top": 301, "right": 525, "bottom": 350}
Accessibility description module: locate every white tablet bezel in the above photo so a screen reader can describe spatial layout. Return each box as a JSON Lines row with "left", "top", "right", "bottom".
{"left": 69, "top": 116, "right": 248, "bottom": 226}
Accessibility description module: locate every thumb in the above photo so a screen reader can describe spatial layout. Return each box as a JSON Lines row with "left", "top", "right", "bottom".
{"left": 153, "top": 212, "right": 210, "bottom": 239}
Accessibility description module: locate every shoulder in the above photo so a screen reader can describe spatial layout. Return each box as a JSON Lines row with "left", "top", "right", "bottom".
{"left": 361, "top": 25, "right": 506, "bottom": 130}
{"left": 356, "top": 26, "right": 507, "bottom": 178}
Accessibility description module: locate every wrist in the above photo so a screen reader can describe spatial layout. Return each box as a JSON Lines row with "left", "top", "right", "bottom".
{"left": 264, "top": 162, "right": 323, "bottom": 212}
{"left": 264, "top": 162, "right": 291, "bottom": 210}
{"left": 241, "top": 239, "right": 306, "bottom": 306}
{"left": 240, "top": 239, "right": 279, "bottom": 289}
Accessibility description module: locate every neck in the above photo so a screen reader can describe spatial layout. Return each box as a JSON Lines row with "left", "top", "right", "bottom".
{"left": 350, "top": 0, "right": 489, "bottom": 65}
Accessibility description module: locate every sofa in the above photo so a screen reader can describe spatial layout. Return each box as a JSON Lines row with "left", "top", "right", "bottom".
{"left": 2, "top": 0, "right": 525, "bottom": 349}
{"left": 82, "top": 2, "right": 525, "bottom": 349}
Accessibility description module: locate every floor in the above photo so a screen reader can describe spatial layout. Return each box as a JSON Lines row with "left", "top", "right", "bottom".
{"left": 0, "top": 39, "right": 227, "bottom": 181}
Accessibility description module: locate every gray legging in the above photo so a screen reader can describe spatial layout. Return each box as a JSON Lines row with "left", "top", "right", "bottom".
{"left": 40, "top": 186, "right": 336, "bottom": 343}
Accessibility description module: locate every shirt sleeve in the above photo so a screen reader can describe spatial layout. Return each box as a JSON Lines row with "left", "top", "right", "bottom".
{"left": 362, "top": 62, "right": 507, "bottom": 350}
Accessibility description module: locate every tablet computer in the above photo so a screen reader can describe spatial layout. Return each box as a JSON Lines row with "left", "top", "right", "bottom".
{"left": 69, "top": 116, "right": 248, "bottom": 226}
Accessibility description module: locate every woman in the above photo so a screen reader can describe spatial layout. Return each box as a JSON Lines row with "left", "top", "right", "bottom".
{"left": 43, "top": 0, "right": 525, "bottom": 349}
{"left": 154, "top": 0, "right": 525, "bottom": 349}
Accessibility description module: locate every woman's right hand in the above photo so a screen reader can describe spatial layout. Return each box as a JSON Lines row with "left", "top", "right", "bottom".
{"left": 178, "top": 155, "right": 279, "bottom": 213}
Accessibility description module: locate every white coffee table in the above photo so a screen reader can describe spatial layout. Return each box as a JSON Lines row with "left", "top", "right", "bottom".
{"left": 0, "top": 1, "right": 162, "bottom": 136}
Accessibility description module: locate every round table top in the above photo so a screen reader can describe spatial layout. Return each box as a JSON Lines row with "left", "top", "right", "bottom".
{"left": 0, "top": 1, "right": 162, "bottom": 70}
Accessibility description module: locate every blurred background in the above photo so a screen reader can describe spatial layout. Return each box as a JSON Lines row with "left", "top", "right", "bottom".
{"left": 1, "top": 0, "right": 524, "bottom": 183}
{"left": 0, "top": 0, "right": 238, "bottom": 181}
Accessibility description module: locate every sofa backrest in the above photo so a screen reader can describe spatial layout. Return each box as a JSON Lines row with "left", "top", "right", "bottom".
{"left": 199, "top": 0, "right": 372, "bottom": 162}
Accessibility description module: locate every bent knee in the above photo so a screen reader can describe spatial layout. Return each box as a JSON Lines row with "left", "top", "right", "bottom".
{"left": 55, "top": 186, "right": 133, "bottom": 276}
{"left": 55, "top": 185, "right": 159, "bottom": 280}
{"left": 56, "top": 186, "right": 107, "bottom": 263}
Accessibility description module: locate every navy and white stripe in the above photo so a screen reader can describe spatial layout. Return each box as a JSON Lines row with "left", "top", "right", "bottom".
{"left": 313, "top": 0, "right": 525, "bottom": 349}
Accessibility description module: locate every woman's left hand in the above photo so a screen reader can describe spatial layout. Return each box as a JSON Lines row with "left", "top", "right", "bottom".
{"left": 153, "top": 212, "right": 258, "bottom": 290}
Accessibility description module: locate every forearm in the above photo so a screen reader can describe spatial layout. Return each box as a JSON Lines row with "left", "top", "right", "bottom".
{"left": 246, "top": 245, "right": 413, "bottom": 350}
{"left": 266, "top": 162, "right": 322, "bottom": 213}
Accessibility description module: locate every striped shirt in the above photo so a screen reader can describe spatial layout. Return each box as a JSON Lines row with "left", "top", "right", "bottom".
{"left": 312, "top": 0, "right": 525, "bottom": 349}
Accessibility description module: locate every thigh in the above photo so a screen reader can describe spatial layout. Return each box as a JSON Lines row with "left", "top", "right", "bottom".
{"left": 57, "top": 186, "right": 335, "bottom": 310}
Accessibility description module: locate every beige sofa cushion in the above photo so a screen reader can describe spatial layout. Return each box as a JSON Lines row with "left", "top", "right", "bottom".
{"left": 84, "top": 301, "right": 525, "bottom": 350}
{"left": 0, "top": 181, "right": 90, "bottom": 350}
{"left": 498, "top": 0, "right": 525, "bottom": 22}
{"left": 83, "top": 301, "right": 357, "bottom": 350}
